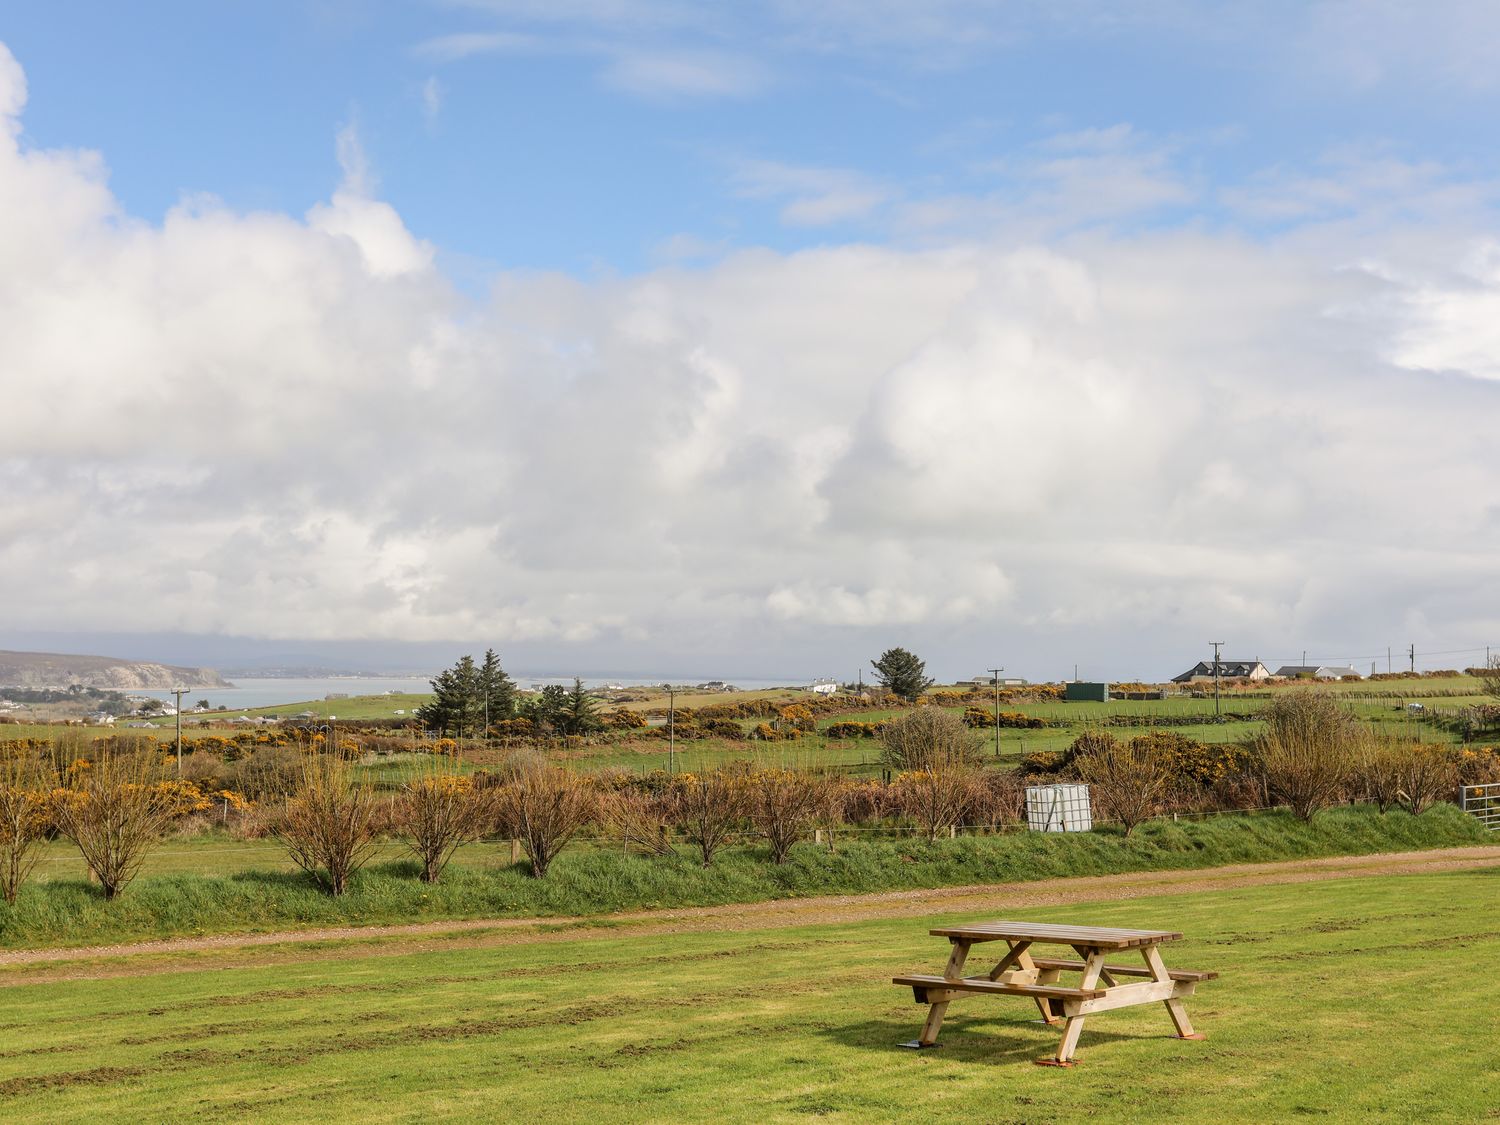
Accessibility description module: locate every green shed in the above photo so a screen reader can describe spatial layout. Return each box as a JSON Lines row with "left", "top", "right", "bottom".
{"left": 1064, "top": 681, "right": 1110, "bottom": 703}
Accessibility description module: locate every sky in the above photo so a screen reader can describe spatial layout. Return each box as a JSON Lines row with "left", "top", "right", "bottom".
{"left": 2, "top": 2, "right": 1500, "bottom": 682}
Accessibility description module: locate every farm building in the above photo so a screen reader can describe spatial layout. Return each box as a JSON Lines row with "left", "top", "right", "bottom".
{"left": 1171, "top": 660, "right": 1270, "bottom": 683}
{"left": 1273, "top": 665, "right": 1362, "bottom": 680}
{"left": 808, "top": 679, "right": 839, "bottom": 694}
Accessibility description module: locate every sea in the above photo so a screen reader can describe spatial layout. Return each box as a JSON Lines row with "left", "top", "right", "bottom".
{"left": 134, "top": 675, "right": 804, "bottom": 712}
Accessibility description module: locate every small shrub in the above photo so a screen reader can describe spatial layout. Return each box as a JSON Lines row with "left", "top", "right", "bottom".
{"left": 673, "top": 768, "right": 747, "bottom": 866}
{"left": 600, "top": 787, "right": 679, "bottom": 857}
{"left": 0, "top": 751, "right": 51, "bottom": 904}
{"left": 51, "top": 749, "right": 176, "bottom": 900}
{"left": 394, "top": 762, "right": 495, "bottom": 883}
{"left": 274, "top": 754, "right": 378, "bottom": 895}
{"left": 880, "top": 708, "right": 982, "bottom": 772}
{"left": 493, "top": 763, "right": 594, "bottom": 877}
{"left": 895, "top": 767, "right": 975, "bottom": 841}
{"left": 1258, "top": 692, "right": 1361, "bottom": 821}
{"left": 747, "top": 769, "right": 828, "bottom": 863}
{"left": 1074, "top": 735, "right": 1170, "bottom": 836}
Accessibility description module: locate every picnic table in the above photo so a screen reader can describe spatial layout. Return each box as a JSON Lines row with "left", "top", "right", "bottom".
{"left": 893, "top": 920, "right": 1216, "bottom": 1066}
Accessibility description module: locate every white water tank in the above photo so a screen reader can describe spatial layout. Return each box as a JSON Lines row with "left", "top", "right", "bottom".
{"left": 1025, "top": 783, "right": 1093, "bottom": 833}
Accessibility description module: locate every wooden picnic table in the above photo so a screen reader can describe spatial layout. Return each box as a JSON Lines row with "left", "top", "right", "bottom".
{"left": 893, "top": 920, "right": 1216, "bottom": 1066}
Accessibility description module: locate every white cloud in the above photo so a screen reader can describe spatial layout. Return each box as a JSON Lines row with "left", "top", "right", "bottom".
{"left": 413, "top": 31, "right": 537, "bottom": 62}
{"left": 3, "top": 43, "right": 1500, "bottom": 675}
{"left": 601, "top": 48, "right": 767, "bottom": 98}
{"left": 731, "top": 158, "right": 894, "bottom": 226}
{"left": 420, "top": 76, "right": 443, "bottom": 124}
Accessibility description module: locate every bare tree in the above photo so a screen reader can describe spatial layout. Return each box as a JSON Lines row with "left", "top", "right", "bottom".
{"left": 600, "top": 787, "right": 679, "bottom": 858}
{"left": 493, "top": 764, "right": 594, "bottom": 877}
{"left": 880, "top": 708, "right": 982, "bottom": 772}
{"left": 394, "top": 759, "right": 495, "bottom": 883}
{"left": 747, "top": 769, "right": 828, "bottom": 864}
{"left": 0, "top": 751, "right": 51, "bottom": 904}
{"left": 1359, "top": 740, "right": 1458, "bottom": 816}
{"left": 1480, "top": 656, "right": 1500, "bottom": 702}
{"left": 275, "top": 754, "right": 378, "bottom": 895}
{"left": 51, "top": 748, "right": 175, "bottom": 899}
{"left": 895, "top": 766, "right": 975, "bottom": 841}
{"left": 673, "top": 768, "right": 747, "bottom": 866}
{"left": 1074, "top": 735, "right": 1170, "bottom": 836}
{"left": 1257, "top": 692, "right": 1359, "bottom": 821}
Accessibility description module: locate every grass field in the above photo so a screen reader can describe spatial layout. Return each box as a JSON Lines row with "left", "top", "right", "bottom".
{"left": 0, "top": 866, "right": 1495, "bottom": 1121}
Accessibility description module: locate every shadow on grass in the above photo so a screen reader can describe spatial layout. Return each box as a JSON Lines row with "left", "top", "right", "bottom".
{"left": 822, "top": 1011, "right": 1139, "bottom": 1065}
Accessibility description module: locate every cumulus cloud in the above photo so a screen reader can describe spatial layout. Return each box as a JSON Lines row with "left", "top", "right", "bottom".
{"left": 2, "top": 42, "right": 1500, "bottom": 677}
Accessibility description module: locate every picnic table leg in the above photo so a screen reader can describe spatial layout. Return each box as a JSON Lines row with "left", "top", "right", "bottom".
{"left": 904, "top": 939, "right": 970, "bottom": 1048}
{"left": 999, "top": 942, "right": 1057, "bottom": 1025}
{"left": 1037, "top": 947, "right": 1106, "bottom": 1067}
{"left": 1143, "top": 946, "right": 1204, "bottom": 1040}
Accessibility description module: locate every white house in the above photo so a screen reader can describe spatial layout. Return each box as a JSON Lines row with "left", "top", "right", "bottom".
{"left": 1273, "top": 665, "right": 1362, "bottom": 680}
{"left": 809, "top": 679, "right": 840, "bottom": 694}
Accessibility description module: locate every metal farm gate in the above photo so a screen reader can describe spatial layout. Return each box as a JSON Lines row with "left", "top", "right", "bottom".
{"left": 1460, "top": 785, "right": 1499, "bottom": 831}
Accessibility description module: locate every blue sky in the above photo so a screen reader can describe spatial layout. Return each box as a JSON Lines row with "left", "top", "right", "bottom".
{"left": 8, "top": 2, "right": 1499, "bottom": 276}
{"left": 2, "top": 4, "right": 1500, "bottom": 680}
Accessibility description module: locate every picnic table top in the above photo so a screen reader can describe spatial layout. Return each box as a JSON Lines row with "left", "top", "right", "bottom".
{"left": 928, "top": 921, "right": 1183, "bottom": 950}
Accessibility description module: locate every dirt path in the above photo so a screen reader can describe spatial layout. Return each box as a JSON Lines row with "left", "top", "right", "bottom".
{"left": 2, "top": 845, "right": 1497, "bottom": 981}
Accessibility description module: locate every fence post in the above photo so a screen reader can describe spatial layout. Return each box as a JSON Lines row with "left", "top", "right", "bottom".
{"left": 510, "top": 838, "right": 522, "bottom": 864}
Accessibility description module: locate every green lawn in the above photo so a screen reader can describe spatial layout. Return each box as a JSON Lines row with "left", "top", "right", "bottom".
{"left": 0, "top": 868, "right": 1495, "bottom": 1121}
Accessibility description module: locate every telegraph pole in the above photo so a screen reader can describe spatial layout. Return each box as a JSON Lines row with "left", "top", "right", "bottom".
{"left": 1209, "top": 642, "right": 1224, "bottom": 719}
{"left": 987, "top": 667, "right": 1004, "bottom": 759}
{"left": 1409, "top": 644, "right": 1416, "bottom": 674}
{"left": 667, "top": 686, "right": 675, "bottom": 775}
{"left": 171, "top": 687, "right": 187, "bottom": 776}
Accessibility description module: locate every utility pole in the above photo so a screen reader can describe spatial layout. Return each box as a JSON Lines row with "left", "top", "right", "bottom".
{"left": 1302, "top": 649, "right": 1306, "bottom": 667}
{"left": 988, "top": 667, "right": 1004, "bottom": 760}
{"left": 1409, "top": 644, "right": 1416, "bottom": 674}
{"left": 171, "top": 687, "right": 187, "bottom": 776}
{"left": 1387, "top": 647, "right": 1392, "bottom": 674}
{"left": 1209, "top": 642, "right": 1224, "bottom": 719}
{"left": 667, "top": 686, "right": 675, "bottom": 775}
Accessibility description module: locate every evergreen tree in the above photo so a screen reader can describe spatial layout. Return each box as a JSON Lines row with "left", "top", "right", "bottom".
{"left": 528, "top": 684, "right": 571, "bottom": 734}
{"left": 870, "top": 647, "right": 934, "bottom": 702}
{"left": 558, "top": 677, "right": 601, "bottom": 736}
{"left": 416, "top": 654, "right": 483, "bottom": 737}
{"left": 477, "top": 648, "right": 516, "bottom": 733}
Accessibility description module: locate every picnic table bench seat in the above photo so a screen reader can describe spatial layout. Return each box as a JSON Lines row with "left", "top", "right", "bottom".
{"left": 892, "top": 973, "right": 1107, "bottom": 1002}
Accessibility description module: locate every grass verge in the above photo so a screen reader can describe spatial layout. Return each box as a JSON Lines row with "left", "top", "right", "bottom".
{"left": 0, "top": 804, "right": 1487, "bottom": 950}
